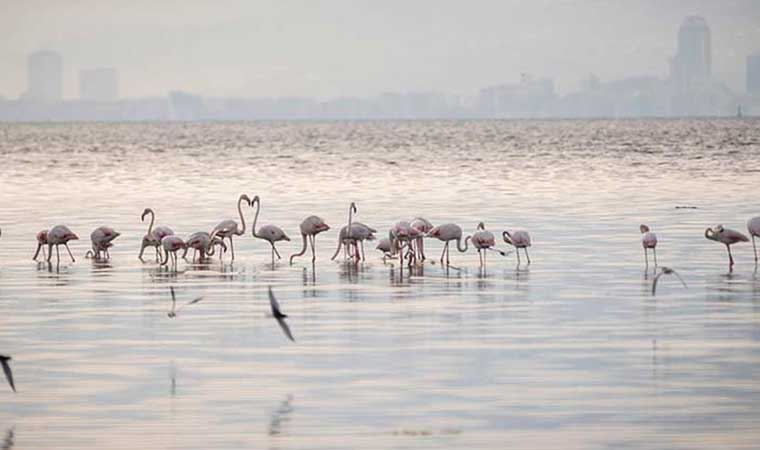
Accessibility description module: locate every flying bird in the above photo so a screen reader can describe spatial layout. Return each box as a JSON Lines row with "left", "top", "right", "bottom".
{"left": 167, "top": 286, "right": 203, "bottom": 318}
{"left": 652, "top": 267, "right": 687, "bottom": 295}
{"left": 268, "top": 286, "right": 295, "bottom": 342}
{"left": 0, "top": 355, "right": 15, "bottom": 392}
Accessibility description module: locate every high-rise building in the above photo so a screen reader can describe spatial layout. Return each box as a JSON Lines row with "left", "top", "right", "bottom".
{"left": 79, "top": 68, "right": 119, "bottom": 101}
{"left": 747, "top": 52, "right": 760, "bottom": 95}
{"left": 26, "top": 50, "right": 63, "bottom": 101}
{"left": 669, "top": 15, "right": 711, "bottom": 89}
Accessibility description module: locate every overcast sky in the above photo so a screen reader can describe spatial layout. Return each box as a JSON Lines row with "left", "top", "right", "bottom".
{"left": 2, "top": 0, "right": 759, "bottom": 99}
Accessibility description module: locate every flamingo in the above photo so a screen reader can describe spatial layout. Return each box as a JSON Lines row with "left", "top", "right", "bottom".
{"left": 471, "top": 222, "right": 500, "bottom": 268}
{"left": 331, "top": 222, "right": 376, "bottom": 262}
{"left": 390, "top": 221, "right": 421, "bottom": 266}
{"left": 290, "top": 215, "right": 330, "bottom": 264}
{"left": 33, "top": 230, "right": 48, "bottom": 261}
{"left": 210, "top": 194, "right": 251, "bottom": 261}
{"left": 160, "top": 235, "right": 186, "bottom": 269}
{"left": 46, "top": 225, "right": 79, "bottom": 265}
{"left": 705, "top": 225, "right": 749, "bottom": 270}
{"left": 748, "top": 216, "right": 760, "bottom": 262}
{"left": 427, "top": 223, "right": 470, "bottom": 266}
{"left": 503, "top": 230, "right": 532, "bottom": 265}
{"left": 410, "top": 217, "right": 434, "bottom": 260}
{"left": 87, "top": 226, "right": 120, "bottom": 259}
{"left": 139, "top": 208, "right": 173, "bottom": 262}
{"left": 639, "top": 224, "right": 657, "bottom": 267}
{"left": 376, "top": 238, "right": 393, "bottom": 262}
{"left": 250, "top": 196, "right": 290, "bottom": 265}
{"left": 182, "top": 231, "right": 227, "bottom": 262}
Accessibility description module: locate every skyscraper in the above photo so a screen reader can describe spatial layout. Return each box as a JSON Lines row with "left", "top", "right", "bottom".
{"left": 26, "top": 50, "right": 63, "bottom": 101}
{"left": 747, "top": 52, "right": 760, "bottom": 95}
{"left": 79, "top": 68, "right": 119, "bottom": 101}
{"left": 669, "top": 15, "right": 711, "bottom": 89}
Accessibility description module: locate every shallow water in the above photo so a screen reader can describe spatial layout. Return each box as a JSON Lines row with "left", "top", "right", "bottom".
{"left": 1, "top": 119, "right": 760, "bottom": 449}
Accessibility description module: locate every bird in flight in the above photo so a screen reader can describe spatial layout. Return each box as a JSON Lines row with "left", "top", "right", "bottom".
{"left": 0, "top": 355, "right": 15, "bottom": 392}
{"left": 268, "top": 286, "right": 295, "bottom": 342}
{"left": 652, "top": 267, "right": 687, "bottom": 295}
{"left": 168, "top": 286, "right": 203, "bottom": 318}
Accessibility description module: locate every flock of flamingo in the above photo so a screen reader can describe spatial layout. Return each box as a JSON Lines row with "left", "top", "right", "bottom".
{"left": 2, "top": 195, "right": 760, "bottom": 273}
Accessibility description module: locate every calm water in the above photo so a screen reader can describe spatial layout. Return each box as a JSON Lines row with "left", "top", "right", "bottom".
{"left": 1, "top": 120, "right": 760, "bottom": 449}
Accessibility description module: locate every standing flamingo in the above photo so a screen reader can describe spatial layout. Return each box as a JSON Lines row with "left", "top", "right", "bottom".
{"left": 210, "top": 194, "right": 251, "bottom": 261}
{"left": 331, "top": 223, "right": 376, "bottom": 262}
{"left": 390, "top": 221, "right": 421, "bottom": 266}
{"left": 503, "top": 230, "right": 532, "bottom": 265}
{"left": 139, "top": 208, "right": 173, "bottom": 262}
{"left": 705, "top": 225, "right": 749, "bottom": 270}
{"left": 182, "top": 231, "right": 227, "bottom": 262}
{"left": 160, "top": 235, "right": 186, "bottom": 269}
{"left": 748, "top": 216, "right": 760, "bottom": 263}
{"left": 471, "top": 222, "right": 499, "bottom": 268}
{"left": 250, "top": 196, "right": 290, "bottom": 265}
{"left": 33, "top": 230, "right": 48, "bottom": 261}
{"left": 87, "top": 226, "right": 120, "bottom": 259}
{"left": 290, "top": 216, "right": 330, "bottom": 264}
{"left": 427, "top": 223, "right": 470, "bottom": 266}
{"left": 410, "top": 217, "right": 434, "bottom": 261}
{"left": 46, "top": 225, "right": 79, "bottom": 265}
{"left": 639, "top": 224, "right": 657, "bottom": 267}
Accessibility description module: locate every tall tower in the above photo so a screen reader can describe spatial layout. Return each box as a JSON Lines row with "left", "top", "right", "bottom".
{"left": 669, "top": 15, "right": 711, "bottom": 89}
{"left": 26, "top": 50, "right": 63, "bottom": 101}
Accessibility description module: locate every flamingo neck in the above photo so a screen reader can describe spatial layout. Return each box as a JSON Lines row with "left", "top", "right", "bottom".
{"left": 290, "top": 233, "right": 309, "bottom": 263}
{"left": 251, "top": 199, "right": 261, "bottom": 238}
{"left": 457, "top": 236, "right": 470, "bottom": 252}
{"left": 237, "top": 196, "right": 247, "bottom": 235}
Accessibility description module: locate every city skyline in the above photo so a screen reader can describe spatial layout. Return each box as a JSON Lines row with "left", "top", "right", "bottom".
{"left": 2, "top": 0, "right": 760, "bottom": 100}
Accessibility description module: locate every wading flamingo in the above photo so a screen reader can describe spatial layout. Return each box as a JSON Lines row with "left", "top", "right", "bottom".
{"left": 748, "top": 216, "right": 760, "bottom": 263}
{"left": 210, "top": 194, "right": 251, "bottom": 261}
{"left": 705, "top": 225, "right": 749, "bottom": 270}
{"left": 87, "top": 226, "right": 120, "bottom": 259}
{"left": 290, "top": 215, "right": 330, "bottom": 264}
{"left": 390, "top": 221, "right": 421, "bottom": 266}
{"left": 331, "top": 223, "right": 376, "bottom": 262}
{"left": 46, "top": 225, "right": 79, "bottom": 265}
{"left": 503, "top": 230, "right": 532, "bottom": 265}
{"left": 251, "top": 196, "right": 290, "bottom": 265}
{"left": 427, "top": 223, "right": 470, "bottom": 266}
{"left": 139, "top": 208, "right": 173, "bottom": 262}
{"left": 33, "top": 230, "right": 48, "bottom": 261}
{"left": 161, "top": 235, "right": 186, "bottom": 269}
{"left": 471, "top": 222, "right": 500, "bottom": 268}
{"left": 639, "top": 224, "right": 657, "bottom": 267}
{"left": 410, "top": 217, "right": 434, "bottom": 260}
{"left": 182, "top": 231, "right": 227, "bottom": 262}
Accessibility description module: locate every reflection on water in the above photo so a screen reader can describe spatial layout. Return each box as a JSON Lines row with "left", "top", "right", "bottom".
{"left": 1, "top": 120, "right": 760, "bottom": 449}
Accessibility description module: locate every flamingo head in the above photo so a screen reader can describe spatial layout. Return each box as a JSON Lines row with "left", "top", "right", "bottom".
{"left": 141, "top": 208, "right": 152, "bottom": 221}
{"left": 502, "top": 231, "right": 513, "bottom": 244}
{"left": 251, "top": 195, "right": 260, "bottom": 207}
{"left": 640, "top": 224, "right": 650, "bottom": 233}
{"left": 67, "top": 232, "right": 79, "bottom": 241}
{"left": 350, "top": 202, "right": 357, "bottom": 214}
{"left": 477, "top": 222, "right": 485, "bottom": 230}
{"left": 239, "top": 194, "right": 251, "bottom": 206}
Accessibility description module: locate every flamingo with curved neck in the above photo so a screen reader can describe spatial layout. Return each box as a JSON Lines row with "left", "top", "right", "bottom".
{"left": 289, "top": 216, "right": 330, "bottom": 265}
{"left": 251, "top": 196, "right": 291, "bottom": 265}
{"left": 705, "top": 225, "right": 749, "bottom": 270}
{"left": 210, "top": 194, "right": 251, "bottom": 261}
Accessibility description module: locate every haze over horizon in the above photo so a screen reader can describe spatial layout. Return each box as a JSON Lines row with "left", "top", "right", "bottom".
{"left": 2, "top": 0, "right": 759, "bottom": 100}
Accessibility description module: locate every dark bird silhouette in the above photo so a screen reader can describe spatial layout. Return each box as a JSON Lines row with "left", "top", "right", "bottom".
{"left": 652, "top": 267, "right": 688, "bottom": 295}
{"left": 168, "top": 286, "right": 203, "bottom": 318}
{"left": 268, "top": 286, "right": 295, "bottom": 342}
{"left": 0, "top": 356, "right": 15, "bottom": 392}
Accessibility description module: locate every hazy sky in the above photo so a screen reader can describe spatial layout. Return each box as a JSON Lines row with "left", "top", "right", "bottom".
{"left": 2, "top": 0, "right": 759, "bottom": 99}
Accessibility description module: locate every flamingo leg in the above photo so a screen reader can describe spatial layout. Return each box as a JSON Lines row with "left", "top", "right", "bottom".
{"left": 42, "top": 245, "right": 46, "bottom": 261}
{"left": 446, "top": 242, "right": 451, "bottom": 265}
{"left": 420, "top": 238, "right": 425, "bottom": 260}
{"left": 525, "top": 247, "right": 531, "bottom": 265}
{"left": 55, "top": 244, "right": 60, "bottom": 264}
{"left": 653, "top": 247, "right": 658, "bottom": 267}
{"left": 361, "top": 241, "right": 366, "bottom": 261}
{"left": 229, "top": 236, "right": 235, "bottom": 261}
{"left": 516, "top": 247, "right": 521, "bottom": 265}
{"left": 270, "top": 244, "right": 276, "bottom": 266}
{"left": 440, "top": 242, "right": 447, "bottom": 264}
{"left": 310, "top": 234, "right": 316, "bottom": 263}
{"left": 644, "top": 248, "right": 648, "bottom": 267}
{"left": 274, "top": 245, "right": 282, "bottom": 260}
{"left": 64, "top": 243, "right": 75, "bottom": 262}
{"left": 727, "top": 244, "right": 734, "bottom": 269}
{"left": 753, "top": 236, "right": 757, "bottom": 263}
